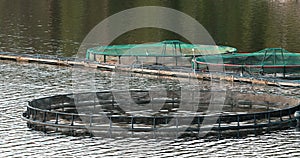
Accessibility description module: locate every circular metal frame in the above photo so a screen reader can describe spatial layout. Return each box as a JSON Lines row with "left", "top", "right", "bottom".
{"left": 22, "top": 89, "right": 300, "bottom": 139}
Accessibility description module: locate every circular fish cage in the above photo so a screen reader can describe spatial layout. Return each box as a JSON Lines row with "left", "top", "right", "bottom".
{"left": 86, "top": 40, "right": 237, "bottom": 67}
{"left": 22, "top": 89, "right": 300, "bottom": 139}
{"left": 193, "top": 48, "right": 300, "bottom": 78}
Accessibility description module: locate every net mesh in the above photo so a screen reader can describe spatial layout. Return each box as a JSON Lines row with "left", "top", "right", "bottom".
{"left": 195, "top": 48, "right": 300, "bottom": 74}
{"left": 86, "top": 40, "right": 237, "bottom": 62}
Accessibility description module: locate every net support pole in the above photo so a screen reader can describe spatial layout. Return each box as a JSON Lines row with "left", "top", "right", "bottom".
{"left": 90, "top": 115, "right": 93, "bottom": 127}
{"left": 197, "top": 116, "right": 200, "bottom": 134}
{"left": 33, "top": 109, "right": 37, "bottom": 121}
{"left": 218, "top": 116, "right": 221, "bottom": 139}
{"left": 27, "top": 106, "right": 30, "bottom": 119}
{"left": 153, "top": 117, "right": 156, "bottom": 129}
{"left": 71, "top": 114, "right": 75, "bottom": 126}
{"left": 283, "top": 65, "right": 286, "bottom": 78}
{"left": 281, "top": 49, "right": 286, "bottom": 78}
{"left": 267, "top": 112, "right": 270, "bottom": 133}
{"left": 176, "top": 117, "right": 179, "bottom": 138}
{"left": 55, "top": 113, "right": 58, "bottom": 124}
{"left": 43, "top": 111, "right": 47, "bottom": 122}
{"left": 131, "top": 116, "right": 134, "bottom": 130}
{"left": 254, "top": 114, "right": 257, "bottom": 136}
{"left": 237, "top": 115, "right": 240, "bottom": 138}
{"left": 109, "top": 116, "right": 112, "bottom": 137}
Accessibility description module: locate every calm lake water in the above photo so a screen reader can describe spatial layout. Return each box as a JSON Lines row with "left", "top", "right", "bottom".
{"left": 0, "top": 0, "right": 300, "bottom": 56}
{"left": 1, "top": 0, "right": 300, "bottom": 157}
{"left": 1, "top": 60, "right": 300, "bottom": 157}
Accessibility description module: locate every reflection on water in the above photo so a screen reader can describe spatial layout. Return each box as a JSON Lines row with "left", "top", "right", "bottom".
{"left": 0, "top": 0, "right": 300, "bottom": 56}
{"left": 0, "top": 60, "right": 300, "bottom": 156}
{"left": 1, "top": 0, "right": 300, "bottom": 156}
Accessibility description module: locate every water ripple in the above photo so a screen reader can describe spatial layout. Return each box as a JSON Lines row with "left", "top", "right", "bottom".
{"left": 1, "top": 60, "right": 300, "bottom": 157}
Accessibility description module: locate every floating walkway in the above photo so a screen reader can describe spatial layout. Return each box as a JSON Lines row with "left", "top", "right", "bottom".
{"left": 0, "top": 52, "right": 115, "bottom": 69}
{"left": 1, "top": 52, "right": 300, "bottom": 87}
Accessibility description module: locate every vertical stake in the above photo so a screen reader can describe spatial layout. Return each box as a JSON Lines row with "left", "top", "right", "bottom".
{"left": 34, "top": 109, "right": 37, "bottom": 120}
{"left": 218, "top": 116, "right": 221, "bottom": 139}
{"left": 197, "top": 116, "right": 201, "bottom": 135}
{"left": 237, "top": 115, "right": 240, "bottom": 138}
{"left": 71, "top": 115, "right": 74, "bottom": 126}
{"left": 90, "top": 115, "right": 93, "bottom": 127}
{"left": 131, "top": 116, "right": 134, "bottom": 130}
{"left": 55, "top": 113, "right": 58, "bottom": 124}
{"left": 27, "top": 106, "right": 30, "bottom": 119}
{"left": 254, "top": 114, "right": 257, "bottom": 136}
{"left": 153, "top": 117, "right": 156, "bottom": 129}
{"left": 43, "top": 111, "right": 47, "bottom": 122}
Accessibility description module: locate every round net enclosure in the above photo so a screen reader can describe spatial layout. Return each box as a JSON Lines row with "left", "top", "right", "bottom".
{"left": 22, "top": 89, "right": 300, "bottom": 139}
{"left": 194, "top": 48, "right": 300, "bottom": 76}
{"left": 86, "top": 40, "right": 237, "bottom": 66}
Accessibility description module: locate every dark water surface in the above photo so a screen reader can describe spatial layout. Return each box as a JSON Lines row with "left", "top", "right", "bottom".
{"left": 0, "top": 0, "right": 300, "bottom": 56}
{"left": 1, "top": 0, "right": 300, "bottom": 157}
{"left": 0, "top": 60, "right": 300, "bottom": 157}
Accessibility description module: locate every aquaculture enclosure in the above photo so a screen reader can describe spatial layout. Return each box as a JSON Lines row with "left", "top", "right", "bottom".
{"left": 194, "top": 48, "right": 300, "bottom": 77}
{"left": 22, "top": 89, "right": 300, "bottom": 139}
{"left": 86, "top": 40, "right": 237, "bottom": 67}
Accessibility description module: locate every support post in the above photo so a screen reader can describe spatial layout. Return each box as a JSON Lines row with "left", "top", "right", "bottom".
{"left": 43, "top": 111, "right": 47, "bottom": 122}
{"left": 218, "top": 116, "right": 221, "bottom": 139}
{"left": 71, "top": 115, "right": 74, "bottom": 126}
{"left": 254, "top": 114, "right": 257, "bottom": 136}
{"left": 55, "top": 113, "right": 58, "bottom": 124}
{"left": 90, "top": 115, "right": 93, "bottom": 127}
{"left": 27, "top": 106, "right": 30, "bottom": 119}
{"left": 237, "top": 115, "right": 240, "bottom": 138}
{"left": 153, "top": 117, "right": 156, "bottom": 129}
{"left": 33, "top": 110, "right": 37, "bottom": 120}
{"left": 131, "top": 117, "right": 134, "bottom": 130}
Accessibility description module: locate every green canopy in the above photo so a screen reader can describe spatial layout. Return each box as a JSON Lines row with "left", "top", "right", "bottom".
{"left": 194, "top": 48, "right": 300, "bottom": 74}
{"left": 86, "top": 40, "right": 237, "bottom": 60}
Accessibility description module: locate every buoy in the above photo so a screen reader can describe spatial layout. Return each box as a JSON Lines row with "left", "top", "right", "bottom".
{"left": 294, "top": 111, "right": 300, "bottom": 130}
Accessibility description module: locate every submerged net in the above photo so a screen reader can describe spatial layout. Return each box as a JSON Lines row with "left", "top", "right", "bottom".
{"left": 86, "top": 40, "right": 237, "bottom": 65}
{"left": 194, "top": 48, "right": 300, "bottom": 75}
